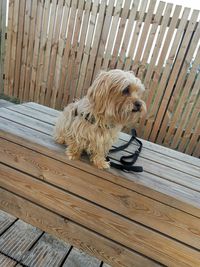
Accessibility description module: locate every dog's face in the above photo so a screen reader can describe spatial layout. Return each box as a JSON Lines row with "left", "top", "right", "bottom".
{"left": 87, "top": 69, "right": 146, "bottom": 125}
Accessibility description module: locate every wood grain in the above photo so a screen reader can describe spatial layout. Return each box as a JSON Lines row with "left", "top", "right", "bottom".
{"left": 0, "top": 188, "right": 161, "bottom": 267}
{"left": 0, "top": 116, "right": 200, "bottom": 219}
{"left": 1, "top": 138, "right": 200, "bottom": 249}
{"left": 1, "top": 163, "right": 200, "bottom": 266}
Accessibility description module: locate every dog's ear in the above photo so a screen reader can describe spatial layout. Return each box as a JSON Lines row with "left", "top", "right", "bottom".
{"left": 87, "top": 71, "right": 110, "bottom": 114}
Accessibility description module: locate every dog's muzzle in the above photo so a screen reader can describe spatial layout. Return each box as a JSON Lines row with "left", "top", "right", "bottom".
{"left": 132, "top": 100, "right": 142, "bottom": 112}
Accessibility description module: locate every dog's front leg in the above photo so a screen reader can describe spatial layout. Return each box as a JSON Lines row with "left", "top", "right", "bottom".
{"left": 65, "top": 141, "right": 82, "bottom": 160}
{"left": 90, "top": 153, "right": 110, "bottom": 169}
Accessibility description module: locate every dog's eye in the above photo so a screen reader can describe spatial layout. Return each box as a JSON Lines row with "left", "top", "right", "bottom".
{"left": 122, "top": 86, "right": 130, "bottom": 96}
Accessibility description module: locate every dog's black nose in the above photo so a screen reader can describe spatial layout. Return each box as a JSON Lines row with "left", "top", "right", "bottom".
{"left": 134, "top": 100, "right": 142, "bottom": 111}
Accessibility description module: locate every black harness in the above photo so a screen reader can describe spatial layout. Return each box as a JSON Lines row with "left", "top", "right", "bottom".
{"left": 107, "top": 129, "right": 143, "bottom": 172}
{"left": 74, "top": 108, "right": 143, "bottom": 172}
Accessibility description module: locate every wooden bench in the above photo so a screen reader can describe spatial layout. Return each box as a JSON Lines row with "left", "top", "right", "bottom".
{"left": 0, "top": 102, "right": 200, "bottom": 267}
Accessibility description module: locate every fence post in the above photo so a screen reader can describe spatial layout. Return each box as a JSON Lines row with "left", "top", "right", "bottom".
{"left": 0, "top": 0, "right": 7, "bottom": 94}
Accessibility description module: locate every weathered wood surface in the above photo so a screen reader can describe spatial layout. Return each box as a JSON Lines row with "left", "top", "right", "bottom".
{"left": 0, "top": 253, "right": 17, "bottom": 267}
{"left": 0, "top": 210, "right": 108, "bottom": 267}
{"left": 0, "top": 102, "right": 200, "bottom": 267}
{"left": 0, "top": 99, "right": 15, "bottom": 108}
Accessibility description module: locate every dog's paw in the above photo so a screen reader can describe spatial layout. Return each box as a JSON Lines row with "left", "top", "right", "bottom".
{"left": 54, "top": 135, "right": 65, "bottom": 144}
{"left": 65, "top": 149, "right": 80, "bottom": 160}
{"left": 93, "top": 159, "right": 110, "bottom": 169}
{"left": 68, "top": 154, "right": 80, "bottom": 160}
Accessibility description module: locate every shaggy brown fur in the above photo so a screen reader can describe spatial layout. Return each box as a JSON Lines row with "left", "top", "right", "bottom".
{"left": 54, "top": 69, "right": 146, "bottom": 169}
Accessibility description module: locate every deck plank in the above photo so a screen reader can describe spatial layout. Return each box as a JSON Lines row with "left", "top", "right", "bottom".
{"left": 0, "top": 253, "right": 17, "bottom": 267}
{"left": 63, "top": 247, "right": 101, "bottom": 267}
{"left": 21, "top": 233, "right": 71, "bottom": 267}
{"left": 0, "top": 189, "right": 160, "bottom": 267}
{"left": 0, "top": 220, "right": 42, "bottom": 261}
{"left": 0, "top": 210, "right": 16, "bottom": 234}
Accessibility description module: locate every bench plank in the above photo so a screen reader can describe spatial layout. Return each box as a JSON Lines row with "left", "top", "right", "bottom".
{"left": 1, "top": 102, "right": 200, "bottom": 266}
{"left": 5, "top": 103, "right": 200, "bottom": 173}
{"left": 0, "top": 188, "right": 160, "bottom": 267}
{"left": 1, "top": 107, "right": 200, "bottom": 190}
{"left": 1, "top": 109, "right": 200, "bottom": 205}
{"left": 22, "top": 102, "right": 200, "bottom": 167}
{"left": 0, "top": 163, "right": 200, "bottom": 266}
{"left": 1, "top": 138, "right": 200, "bottom": 249}
{"left": 0, "top": 117, "right": 200, "bottom": 219}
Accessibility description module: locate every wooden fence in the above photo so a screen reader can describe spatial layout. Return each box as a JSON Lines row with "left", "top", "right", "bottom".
{"left": 2, "top": 0, "right": 200, "bottom": 157}
{"left": 0, "top": 0, "right": 7, "bottom": 93}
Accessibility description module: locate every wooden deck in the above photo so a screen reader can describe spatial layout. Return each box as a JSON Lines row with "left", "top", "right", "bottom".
{"left": 0, "top": 102, "right": 200, "bottom": 267}
{"left": 0, "top": 210, "right": 107, "bottom": 267}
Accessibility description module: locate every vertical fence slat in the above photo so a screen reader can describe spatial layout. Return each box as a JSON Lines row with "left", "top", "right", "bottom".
{"left": 42, "top": 0, "right": 61, "bottom": 106}
{"left": 48, "top": 0, "right": 66, "bottom": 108}
{"left": 142, "top": 7, "right": 190, "bottom": 140}
{"left": 19, "top": 0, "right": 31, "bottom": 101}
{"left": 29, "top": 0, "right": 44, "bottom": 102}
{"left": 0, "top": 0, "right": 2, "bottom": 92}
{"left": 173, "top": 73, "right": 200, "bottom": 152}
{"left": 137, "top": 1, "right": 165, "bottom": 81}
{"left": 39, "top": 0, "right": 57, "bottom": 104}
{"left": 0, "top": 0, "right": 7, "bottom": 93}
{"left": 137, "top": 3, "right": 173, "bottom": 136}
{"left": 185, "top": 119, "right": 200, "bottom": 156}
{"left": 92, "top": 0, "right": 114, "bottom": 80}
{"left": 101, "top": 0, "right": 123, "bottom": 70}
{"left": 116, "top": 0, "right": 140, "bottom": 70}
{"left": 9, "top": 0, "right": 19, "bottom": 96}
{"left": 23, "top": 0, "right": 38, "bottom": 101}
{"left": 142, "top": 5, "right": 182, "bottom": 117}
{"left": 81, "top": 0, "right": 107, "bottom": 97}
{"left": 132, "top": 0, "right": 157, "bottom": 74}
{"left": 156, "top": 12, "right": 200, "bottom": 145}
{"left": 74, "top": 0, "right": 99, "bottom": 102}
{"left": 149, "top": 9, "right": 199, "bottom": 142}
{"left": 13, "top": 0, "right": 26, "bottom": 98}
{"left": 64, "top": 0, "right": 85, "bottom": 104}
{"left": 53, "top": 0, "right": 72, "bottom": 109}
{"left": 164, "top": 46, "right": 200, "bottom": 146}
{"left": 109, "top": 0, "right": 132, "bottom": 69}
{"left": 55, "top": 0, "right": 78, "bottom": 108}
{"left": 144, "top": 3, "right": 173, "bottom": 88}
{"left": 124, "top": 0, "right": 148, "bottom": 71}
{"left": 67, "top": 0, "right": 92, "bottom": 106}
{"left": 34, "top": 0, "right": 51, "bottom": 103}
{"left": 4, "top": 0, "right": 14, "bottom": 96}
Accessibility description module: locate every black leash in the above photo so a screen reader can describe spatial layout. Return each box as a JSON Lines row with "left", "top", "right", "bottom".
{"left": 107, "top": 129, "right": 143, "bottom": 172}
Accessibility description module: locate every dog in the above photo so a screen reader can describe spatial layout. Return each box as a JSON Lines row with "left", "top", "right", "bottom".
{"left": 54, "top": 69, "right": 146, "bottom": 169}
